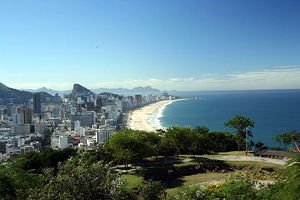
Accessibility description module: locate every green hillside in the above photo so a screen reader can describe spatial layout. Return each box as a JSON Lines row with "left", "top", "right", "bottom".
{"left": 0, "top": 82, "right": 56, "bottom": 104}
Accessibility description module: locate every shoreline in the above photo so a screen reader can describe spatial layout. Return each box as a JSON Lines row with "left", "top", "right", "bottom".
{"left": 128, "top": 99, "right": 183, "bottom": 132}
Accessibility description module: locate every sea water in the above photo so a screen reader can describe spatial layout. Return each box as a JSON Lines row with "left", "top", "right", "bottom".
{"left": 159, "top": 89, "right": 300, "bottom": 147}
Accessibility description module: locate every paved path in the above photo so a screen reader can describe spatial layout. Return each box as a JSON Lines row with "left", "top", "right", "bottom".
{"left": 210, "top": 156, "right": 287, "bottom": 165}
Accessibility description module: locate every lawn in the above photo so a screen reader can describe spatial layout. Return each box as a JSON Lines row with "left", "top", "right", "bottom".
{"left": 166, "top": 171, "right": 235, "bottom": 195}
{"left": 121, "top": 151, "right": 283, "bottom": 196}
{"left": 121, "top": 174, "right": 143, "bottom": 189}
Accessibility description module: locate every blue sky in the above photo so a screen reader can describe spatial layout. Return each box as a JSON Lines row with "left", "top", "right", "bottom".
{"left": 1, "top": 0, "right": 300, "bottom": 90}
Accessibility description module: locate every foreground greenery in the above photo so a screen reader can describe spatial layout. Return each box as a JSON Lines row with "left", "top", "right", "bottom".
{"left": 168, "top": 155, "right": 300, "bottom": 200}
{"left": 0, "top": 114, "right": 299, "bottom": 200}
{"left": 1, "top": 148, "right": 299, "bottom": 200}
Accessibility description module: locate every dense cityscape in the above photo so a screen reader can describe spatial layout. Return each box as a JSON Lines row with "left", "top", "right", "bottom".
{"left": 0, "top": 83, "right": 177, "bottom": 162}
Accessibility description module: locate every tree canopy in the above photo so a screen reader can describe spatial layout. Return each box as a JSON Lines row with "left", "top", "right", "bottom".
{"left": 106, "top": 130, "right": 161, "bottom": 164}
{"left": 224, "top": 115, "right": 255, "bottom": 150}
{"left": 273, "top": 130, "right": 300, "bottom": 150}
{"left": 27, "top": 155, "right": 130, "bottom": 200}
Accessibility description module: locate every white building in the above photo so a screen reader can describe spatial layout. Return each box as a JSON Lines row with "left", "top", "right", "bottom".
{"left": 95, "top": 126, "right": 116, "bottom": 143}
{"left": 74, "top": 120, "right": 81, "bottom": 132}
{"left": 51, "top": 134, "right": 70, "bottom": 149}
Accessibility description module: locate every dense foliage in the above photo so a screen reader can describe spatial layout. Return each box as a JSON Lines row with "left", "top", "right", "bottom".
{"left": 0, "top": 149, "right": 76, "bottom": 200}
{"left": 273, "top": 130, "right": 300, "bottom": 150}
{"left": 104, "top": 127, "right": 238, "bottom": 165}
{"left": 1, "top": 114, "right": 299, "bottom": 200}
{"left": 27, "top": 155, "right": 131, "bottom": 200}
{"left": 138, "top": 180, "right": 165, "bottom": 200}
{"left": 106, "top": 130, "right": 161, "bottom": 165}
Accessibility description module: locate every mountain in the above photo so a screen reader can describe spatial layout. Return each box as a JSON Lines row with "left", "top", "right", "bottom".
{"left": 92, "top": 88, "right": 130, "bottom": 94}
{"left": 0, "top": 83, "right": 57, "bottom": 104}
{"left": 98, "top": 92, "right": 123, "bottom": 99}
{"left": 131, "top": 86, "right": 161, "bottom": 95}
{"left": 70, "top": 84, "right": 95, "bottom": 99}
{"left": 23, "top": 87, "right": 71, "bottom": 95}
{"left": 20, "top": 85, "right": 162, "bottom": 98}
{"left": 92, "top": 86, "right": 162, "bottom": 95}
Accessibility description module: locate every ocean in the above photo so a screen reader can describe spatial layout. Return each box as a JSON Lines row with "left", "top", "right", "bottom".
{"left": 159, "top": 89, "right": 300, "bottom": 147}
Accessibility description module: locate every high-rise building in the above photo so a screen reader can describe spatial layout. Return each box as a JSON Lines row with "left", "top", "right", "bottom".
{"left": 74, "top": 120, "right": 81, "bottom": 132}
{"left": 134, "top": 95, "right": 143, "bottom": 106}
{"left": 33, "top": 93, "right": 41, "bottom": 114}
{"left": 70, "top": 111, "right": 96, "bottom": 130}
{"left": 17, "top": 106, "right": 32, "bottom": 124}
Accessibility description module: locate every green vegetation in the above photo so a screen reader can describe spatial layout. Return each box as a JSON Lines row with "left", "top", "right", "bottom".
{"left": 0, "top": 82, "right": 32, "bottom": 103}
{"left": 121, "top": 174, "right": 143, "bottom": 189}
{"left": 224, "top": 114, "right": 255, "bottom": 151}
{"left": 166, "top": 172, "right": 233, "bottom": 195}
{"left": 168, "top": 154, "right": 300, "bottom": 200}
{"left": 0, "top": 82, "right": 56, "bottom": 104}
{"left": 0, "top": 114, "right": 299, "bottom": 200}
{"left": 273, "top": 130, "right": 300, "bottom": 150}
{"left": 106, "top": 130, "right": 161, "bottom": 165}
{"left": 27, "top": 155, "right": 132, "bottom": 200}
{"left": 138, "top": 180, "right": 165, "bottom": 200}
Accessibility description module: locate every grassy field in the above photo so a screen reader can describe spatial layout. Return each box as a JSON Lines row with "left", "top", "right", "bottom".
{"left": 122, "top": 151, "right": 283, "bottom": 196}
{"left": 121, "top": 174, "right": 143, "bottom": 189}
{"left": 155, "top": 159, "right": 282, "bottom": 169}
{"left": 165, "top": 171, "right": 235, "bottom": 195}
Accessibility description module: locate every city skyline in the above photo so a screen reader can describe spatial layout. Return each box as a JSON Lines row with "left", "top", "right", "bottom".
{"left": 1, "top": 0, "right": 300, "bottom": 90}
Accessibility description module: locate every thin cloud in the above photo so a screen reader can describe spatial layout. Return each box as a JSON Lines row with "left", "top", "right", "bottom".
{"left": 6, "top": 66, "right": 300, "bottom": 91}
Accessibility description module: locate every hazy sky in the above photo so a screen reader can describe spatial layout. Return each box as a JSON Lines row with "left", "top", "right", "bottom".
{"left": 1, "top": 0, "right": 300, "bottom": 90}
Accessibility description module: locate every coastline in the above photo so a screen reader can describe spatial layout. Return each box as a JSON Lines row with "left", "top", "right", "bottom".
{"left": 128, "top": 99, "right": 181, "bottom": 132}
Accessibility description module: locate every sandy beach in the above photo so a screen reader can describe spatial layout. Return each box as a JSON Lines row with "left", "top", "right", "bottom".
{"left": 128, "top": 100, "right": 178, "bottom": 132}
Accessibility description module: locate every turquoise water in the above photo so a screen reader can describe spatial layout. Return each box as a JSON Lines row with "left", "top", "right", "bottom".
{"left": 160, "top": 90, "right": 300, "bottom": 147}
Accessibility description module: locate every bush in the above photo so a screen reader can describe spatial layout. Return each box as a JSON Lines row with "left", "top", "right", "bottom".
{"left": 138, "top": 180, "right": 165, "bottom": 200}
{"left": 168, "top": 186, "right": 210, "bottom": 200}
{"left": 27, "top": 155, "right": 131, "bottom": 200}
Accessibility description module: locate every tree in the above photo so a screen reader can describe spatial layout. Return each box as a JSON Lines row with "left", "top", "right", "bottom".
{"left": 206, "top": 131, "right": 238, "bottom": 152}
{"left": 164, "top": 127, "right": 194, "bottom": 156}
{"left": 273, "top": 130, "right": 300, "bottom": 150}
{"left": 106, "top": 130, "right": 160, "bottom": 164}
{"left": 0, "top": 173, "right": 16, "bottom": 200}
{"left": 189, "top": 132, "right": 208, "bottom": 156}
{"left": 224, "top": 115, "right": 254, "bottom": 151}
{"left": 82, "top": 145, "right": 113, "bottom": 164}
{"left": 27, "top": 156, "right": 131, "bottom": 200}
{"left": 42, "top": 128, "right": 52, "bottom": 146}
{"left": 158, "top": 136, "right": 177, "bottom": 157}
{"left": 7, "top": 148, "right": 76, "bottom": 173}
{"left": 0, "top": 165, "right": 43, "bottom": 200}
{"left": 194, "top": 126, "right": 209, "bottom": 134}
{"left": 254, "top": 141, "right": 265, "bottom": 150}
